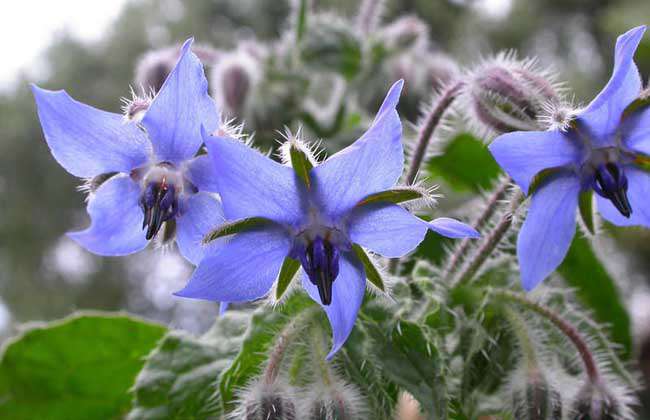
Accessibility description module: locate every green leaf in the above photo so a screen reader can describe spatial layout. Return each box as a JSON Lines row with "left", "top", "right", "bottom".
{"left": 288, "top": 141, "right": 314, "bottom": 188}
{"left": 0, "top": 312, "right": 166, "bottom": 420}
{"left": 294, "top": 0, "right": 308, "bottom": 43}
{"left": 356, "top": 187, "right": 427, "bottom": 207}
{"left": 427, "top": 133, "right": 500, "bottom": 192}
{"left": 557, "top": 232, "right": 632, "bottom": 358}
{"left": 219, "top": 294, "right": 313, "bottom": 412}
{"left": 275, "top": 256, "right": 301, "bottom": 300}
{"left": 128, "top": 310, "right": 250, "bottom": 420}
{"left": 203, "top": 217, "right": 272, "bottom": 244}
{"left": 578, "top": 190, "right": 595, "bottom": 234}
{"left": 352, "top": 244, "right": 385, "bottom": 292}
{"left": 365, "top": 319, "right": 446, "bottom": 418}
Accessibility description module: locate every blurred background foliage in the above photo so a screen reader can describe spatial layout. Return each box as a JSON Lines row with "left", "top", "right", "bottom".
{"left": 1, "top": 0, "right": 650, "bottom": 409}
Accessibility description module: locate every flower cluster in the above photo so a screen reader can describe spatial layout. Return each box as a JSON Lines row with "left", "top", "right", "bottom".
{"left": 33, "top": 42, "right": 478, "bottom": 357}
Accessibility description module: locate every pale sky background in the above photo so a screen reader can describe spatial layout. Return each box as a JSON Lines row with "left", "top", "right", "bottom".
{"left": 0, "top": 0, "right": 131, "bottom": 91}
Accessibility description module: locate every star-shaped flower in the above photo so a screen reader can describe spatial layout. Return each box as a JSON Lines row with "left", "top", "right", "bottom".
{"left": 32, "top": 39, "right": 224, "bottom": 265}
{"left": 489, "top": 26, "right": 649, "bottom": 290}
{"left": 175, "top": 80, "right": 479, "bottom": 358}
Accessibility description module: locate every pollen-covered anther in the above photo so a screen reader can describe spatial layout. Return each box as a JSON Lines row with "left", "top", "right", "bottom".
{"left": 592, "top": 163, "right": 632, "bottom": 218}
{"left": 298, "top": 236, "right": 341, "bottom": 306}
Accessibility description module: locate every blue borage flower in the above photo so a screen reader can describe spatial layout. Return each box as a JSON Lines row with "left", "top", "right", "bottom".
{"left": 176, "top": 80, "right": 479, "bottom": 358}
{"left": 32, "top": 39, "right": 224, "bottom": 265}
{"left": 489, "top": 26, "right": 650, "bottom": 291}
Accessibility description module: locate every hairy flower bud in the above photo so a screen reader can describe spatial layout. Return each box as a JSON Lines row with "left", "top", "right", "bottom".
{"left": 512, "top": 368, "right": 563, "bottom": 420}
{"left": 135, "top": 44, "right": 219, "bottom": 93}
{"left": 571, "top": 382, "right": 621, "bottom": 420}
{"left": 238, "top": 381, "right": 297, "bottom": 420}
{"left": 302, "top": 379, "right": 366, "bottom": 420}
{"left": 211, "top": 44, "right": 263, "bottom": 118}
{"left": 378, "top": 15, "right": 429, "bottom": 52}
{"left": 462, "top": 53, "right": 562, "bottom": 139}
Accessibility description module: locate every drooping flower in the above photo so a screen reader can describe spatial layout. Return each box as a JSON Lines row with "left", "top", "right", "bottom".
{"left": 489, "top": 26, "right": 649, "bottom": 290}
{"left": 32, "top": 39, "right": 224, "bottom": 265}
{"left": 175, "top": 80, "right": 479, "bottom": 358}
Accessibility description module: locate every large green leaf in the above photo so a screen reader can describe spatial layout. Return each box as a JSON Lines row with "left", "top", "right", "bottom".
{"left": 558, "top": 232, "right": 632, "bottom": 358}
{"left": 365, "top": 319, "right": 446, "bottom": 418}
{"left": 128, "top": 310, "right": 251, "bottom": 420}
{"left": 427, "top": 133, "right": 500, "bottom": 192}
{"left": 0, "top": 312, "right": 166, "bottom": 420}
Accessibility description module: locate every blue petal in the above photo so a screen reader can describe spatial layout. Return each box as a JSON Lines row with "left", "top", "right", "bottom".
{"left": 489, "top": 129, "right": 582, "bottom": 194}
{"left": 621, "top": 106, "right": 650, "bottom": 156}
{"left": 347, "top": 203, "right": 427, "bottom": 257}
{"left": 427, "top": 217, "right": 480, "bottom": 239}
{"left": 517, "top": 172, "right": 581, "bottom": 290}
{"left": 68, "top": 175, "right": 148, "bottom": 256}
{"left": 142, "top": 38, "right": 219, "bottom": 164}
{"left": 175, "top": 226, "right": 292, "bottom": 302}
{"left": 32, "top": 85, "right": 150, "bottom": 178}
{"left": 185, "top": 155, "right": 220, "bottom": 193}
{"left": 204, "top": 131, "right": 307, "bottom": 226}
{"left": 175, "top": 192, "right": 226, "bottom": 265}
{"left": 301, "top": 254, "right": 365, "bottom": 359}
{"left": 577, "top": 26, "right": 646, "bottom": 147}
{"left": 311, "top": 80, "right": 404, "bottom": 221}
{"left": 596, "top": 165, "right": 650, "bottom": 227}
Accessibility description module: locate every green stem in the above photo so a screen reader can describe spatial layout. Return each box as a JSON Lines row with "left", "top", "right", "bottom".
{"left": 503, "top": 306, "right": 538, "bottom": 369}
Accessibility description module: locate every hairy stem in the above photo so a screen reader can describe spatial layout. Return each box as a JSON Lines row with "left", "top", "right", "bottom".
{"left": 440, "top": 176, "right": 511, "bottom": 280}
{"left": 405, "top": 80, "right": 465, "bottom": 186}
{"left": 356, "top": 0, "right": 384, "bottom": 35}
{"left": 264, "top": 309, "right": 317, "bottom": 385}
{"left": 503, "top": 306, "right": 538, "bottom": 369}
{"left": 496, "top": 290, "right": 600, "bottom": 383}
{"left": 310, "top": 324, "right": 333, "bottom": 387}
{"left": 452, "top": 189, "right": 524, "bottom": 286}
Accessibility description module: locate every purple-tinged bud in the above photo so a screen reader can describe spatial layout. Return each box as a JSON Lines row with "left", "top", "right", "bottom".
{"left": 210, "top": 46, "right": 262, "bottom": 118}
{"left": 303, "top": 381, "right": 366, "bottom": 420}
{"left": 571, "top": 382, "right": 620, "bottom": 420}
{"left": 135, "top": 44, "right": 218, "bottom": 93}
{"left": 462, "top": 54, "right": 562, "bottom": 139}
{"left": 512, "top": 368, "right": 563, "bottom": 420}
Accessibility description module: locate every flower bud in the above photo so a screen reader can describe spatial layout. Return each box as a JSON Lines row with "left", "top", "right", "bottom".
{"left": 135, "top": 44, "right": 218, "bottom": 93}
{"left": 570, "top": 382, "right": 621, "bottom": 420}
{"left": 299, "top": 14, "right": 362, "bottom": 80}
{"left": 210, "top": 44, "right": 264, "bottom": 118}
{"left": 377, "top": 15, "right": 429, "bottom": 52}
{"left": 462, "top": 54, "right": 562, "bottom": 139}
{"left": 511, "top": 368, "right": 563, "bottom": 420}
{"left": 239, "top": 381, "right": 297, "bottom": 420}
{"left": 302, "top": 379, "right": 366, "bottom": 420}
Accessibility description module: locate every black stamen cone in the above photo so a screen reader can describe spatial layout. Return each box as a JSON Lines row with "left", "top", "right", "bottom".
{"left": 299, "top": 237, "right": 340, "bottom": 306}
{"left": 316, "top": 272, "right": 334, "bottom": 306}
{"left": 141, "top": 182, "right": 177, "bottom": 240}
{"left": 594, "top": 163, "right": 633, "bottom": 218}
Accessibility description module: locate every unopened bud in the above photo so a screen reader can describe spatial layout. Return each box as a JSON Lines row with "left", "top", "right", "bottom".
{"left": 300, "top": 14, "right": 362, "bottom": 80}
{"left": 512, "top": 368, "right": 562, "bottom": 420}
{"left": 240, "top": 381, "right": 296, "bottom": 420}
{"left": 378, "top": 15, "right": 429, "bottom": 51}
{"left": 211, "top": 45, "right": 263, "bottom": 118}
{"left": 571, "top": 382, "right": 620, "bottom": 420}
{"left": 303, "top": 380, "right": 365, "bottom": 420}
{"left": 463, "top": 54, "right": 562, "bottom": 138}
{"left": 135, "top": 44, "right": 218, "bottom": 93}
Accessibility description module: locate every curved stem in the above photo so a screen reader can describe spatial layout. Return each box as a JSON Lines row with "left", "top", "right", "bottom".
{"left": 503, "top": 306, "right": 538, "bottom": 369}
{"left": 451, "top": 189, "right": 524, "bottom": 287}
{"left": 496, "top": 290, "right": 600, "bottom": 383}
{"left": 404, "top": 80, "right": 465, "bottom": 186}
{"left": 440, "top": 176, "right": 511, "bottom": 280}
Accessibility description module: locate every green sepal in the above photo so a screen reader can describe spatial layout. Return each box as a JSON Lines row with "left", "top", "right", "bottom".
{"left": 635, "top": 154, "right": 650, "bottom": 173}
{"left": 578, "top": 190, "right": 595, "bottom": 235}
{"left": 352, "top": 244, "right": 385, "bottom": 292}
{"left": 275, "top": 256, "right": 301, "bottom": 300}
{"left": 356, "top": 187, "right": 426, "bottom": 207}
{"left": 622, "top": 94, "right": 650, "bottom": 119}
{"left": 288, "top": 141, "right": 314, "bottom": 189}
{"left": 203, "top": 217, "right": 272, "bottom": 244}
{"left": 527, "top": 167, "right": 557, "bottom": 196}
